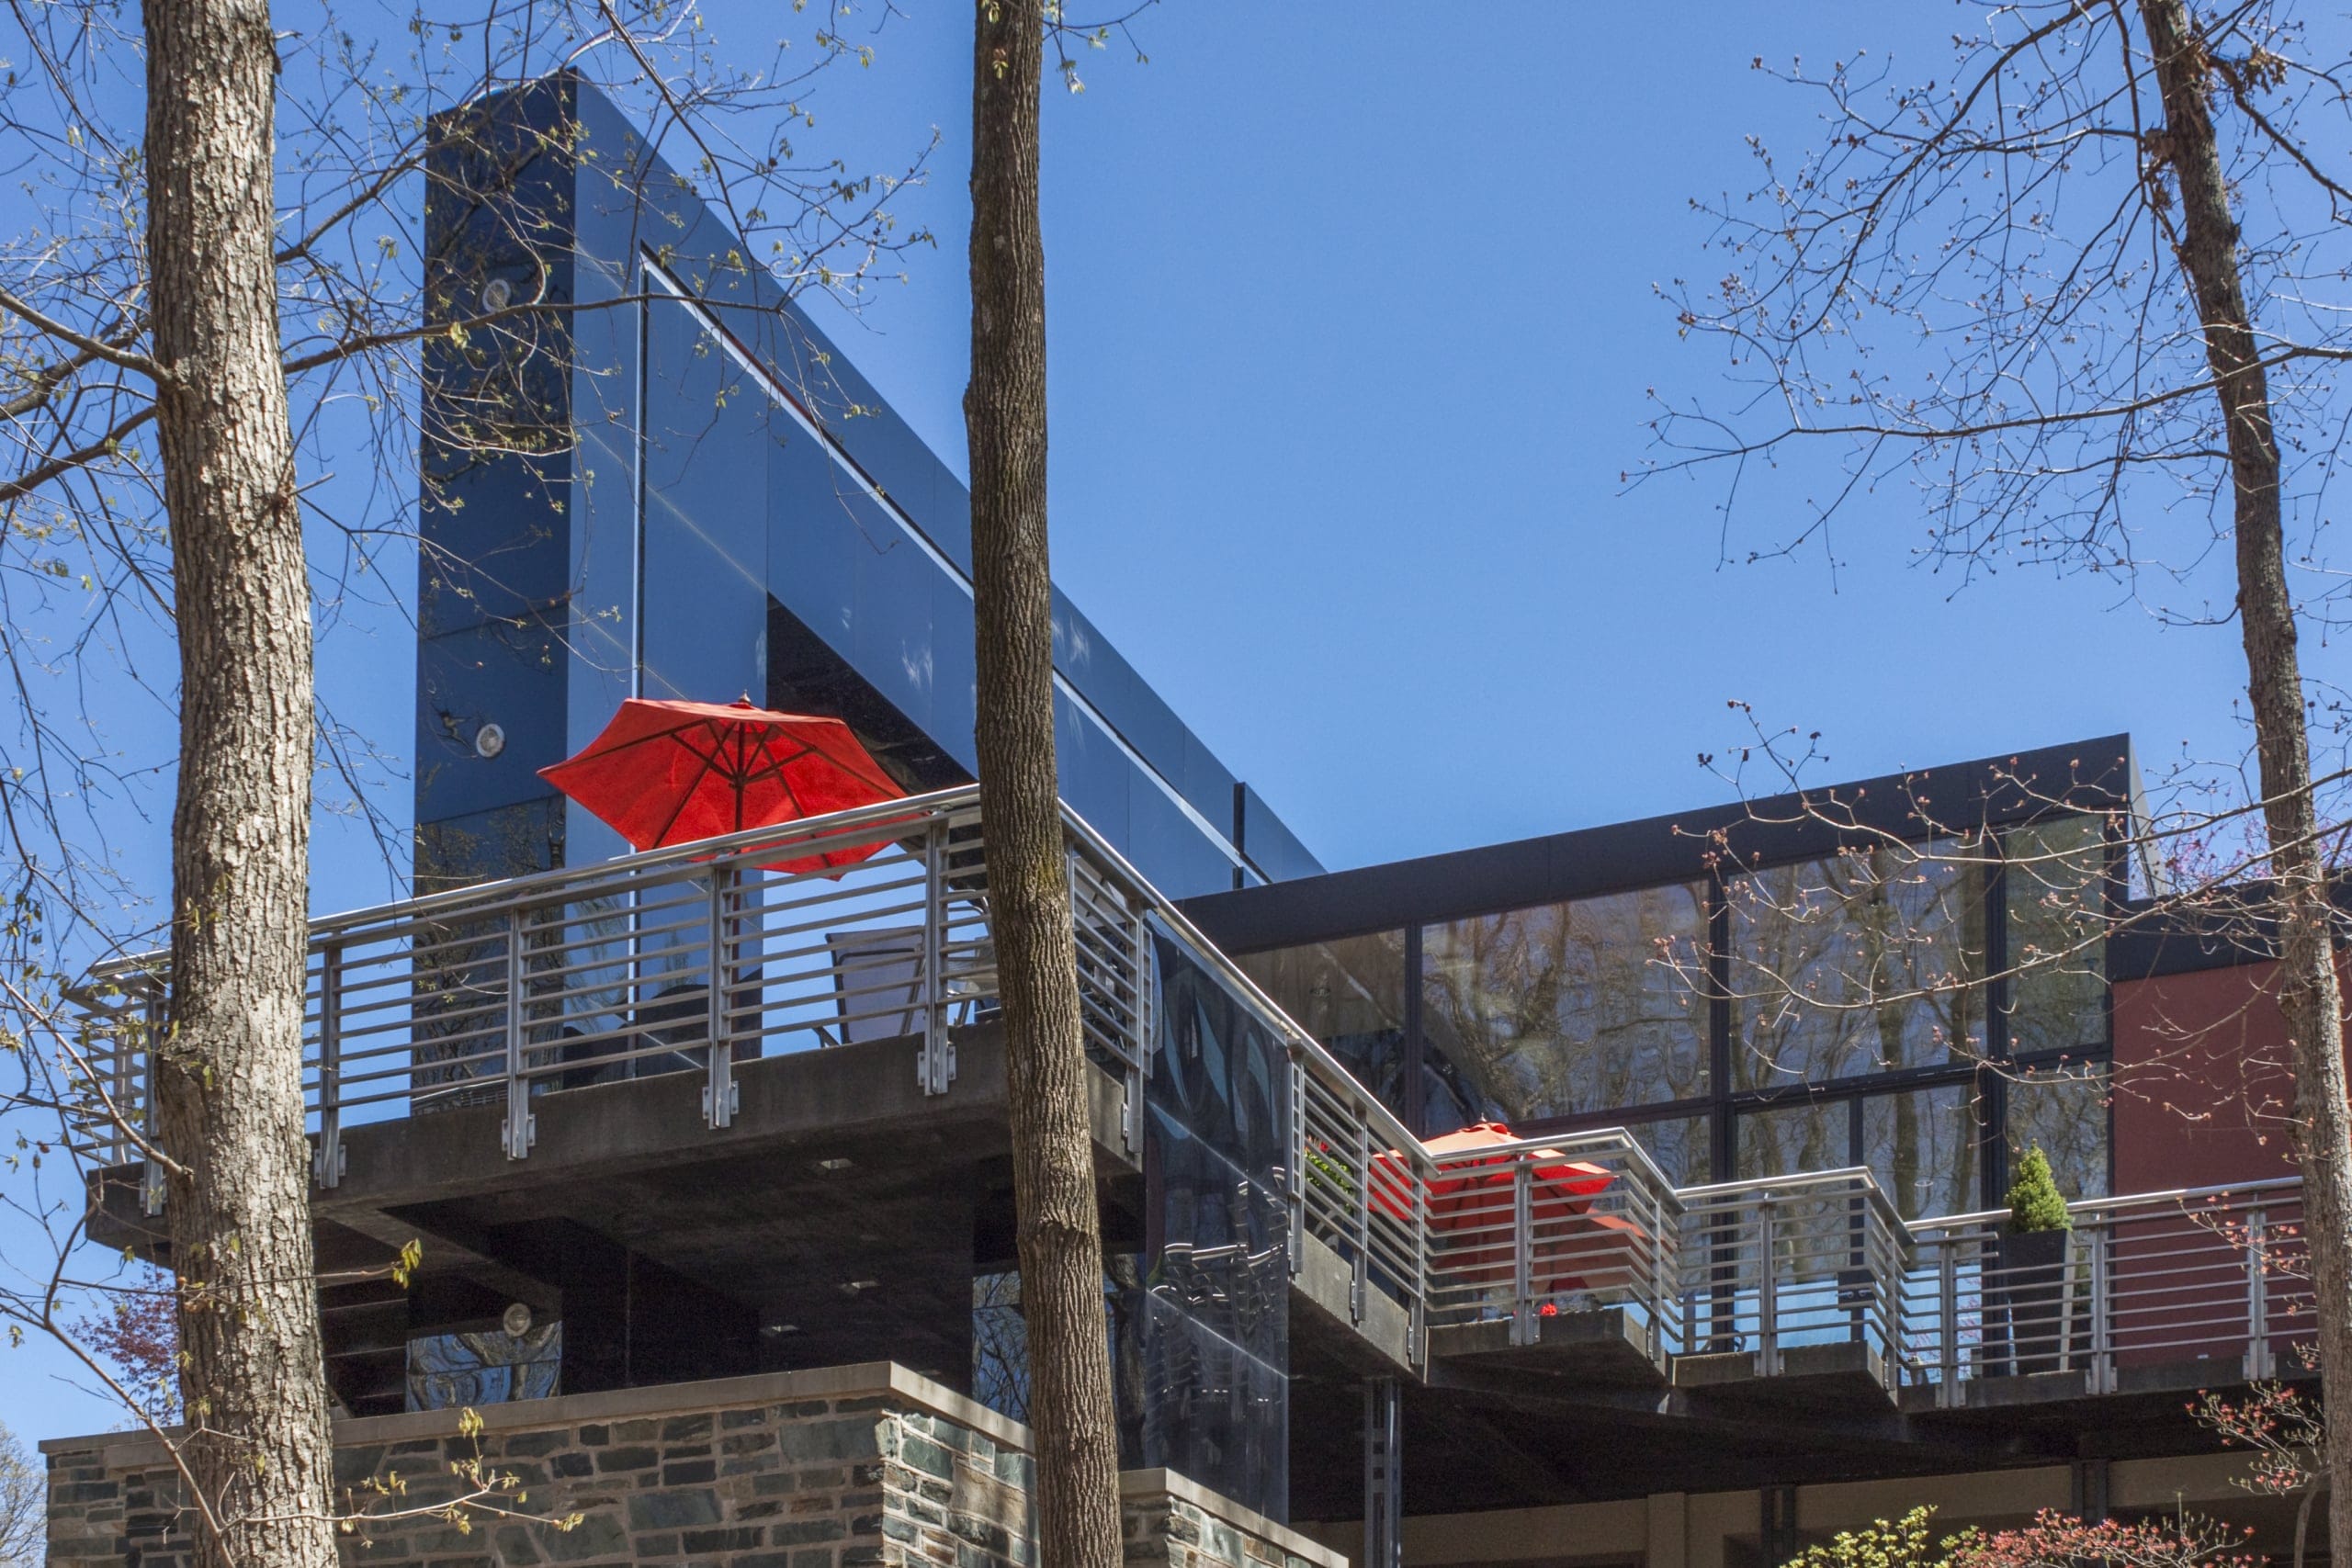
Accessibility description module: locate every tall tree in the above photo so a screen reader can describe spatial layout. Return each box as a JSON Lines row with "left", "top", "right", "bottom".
{"left": 966, "top": 2, "right": 1124, "bottom": 1564}
{"left": 0, "top": 1, "right": 926, "bottom": 1554}
{"left": 1657, "top": 0, "right": 2352, "bottom": 1555}
{"left": 2141, "top": 2, "right": 2352, "bottom": 1552}
{"left": 143, "top": 0, "right": 338, "bottom": 1560}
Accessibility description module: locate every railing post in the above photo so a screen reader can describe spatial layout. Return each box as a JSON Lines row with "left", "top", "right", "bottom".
{"left": 1649, "top": 1179, "right": 1674, "bottom": 1362}
{"left": 1512, "top": 1156, "right": 1534, "bottom": 1348}
{"left": 108, "top": 1001, "right": 135, "bottom": 1168}
{"left": 1351, "top": 1111, "right": 1371, "bottom": 1325}
{"left": 2088, "top": 1217, "right": 2113, "bottom": 1394}
{"left": 705, "top": 866, "right": 737, "bottom": 1130}
{"left": 1129, "top": 901, "right": 1157, "bottom": 1079}
{"left": 140, "top": 983, "right": 165, "bottom": 1218}
{"left": 918, "top": 822, "right": 955, "bottom": 1096}
{"left": 1125, "top": 899, "right": 1156, "bottom": 1154}
{"left": 1937, "top": 1238, "right": 1960, "bottom": 1408}
{"left": 314, "top": 942, "right": 345, "bottom": 1189}
{"left": 1286, "top": 1055, "right": 1306, "bottom": 1278}
{"left": 1755, "top": 1193, "right": 1780, "bottom": 1376}
{"left": 1409, "top": 1157, "right": 1428, "bottom": 1366}
{"left": 2245, "top": 1206, "right": 2272, "bottom": 1382}
{"left": 501, "top": 908, "right": 534, "bottom": 1161}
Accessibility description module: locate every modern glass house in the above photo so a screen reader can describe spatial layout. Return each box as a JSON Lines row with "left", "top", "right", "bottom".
{"left": 1188, "top": 749, "right": 2125, "bottom": 1217}
{"left": 46, "top": 73, "right": 2334, "bottom": 1568}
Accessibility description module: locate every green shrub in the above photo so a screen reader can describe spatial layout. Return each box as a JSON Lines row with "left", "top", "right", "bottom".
{"left": 2005, "top": 1145, "right": 2072, "bottom": 1235}
{"left": 1785, "top": 1506, "right": 1939, "bottom": 1568}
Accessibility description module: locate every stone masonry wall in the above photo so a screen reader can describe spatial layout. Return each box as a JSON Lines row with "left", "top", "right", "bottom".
{"left": 42, "top": 1363, "right": 1343, "bottom": 1568}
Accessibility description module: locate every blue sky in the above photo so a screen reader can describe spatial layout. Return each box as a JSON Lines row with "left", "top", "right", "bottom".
{"left": 3, "top": 0, "right": 2306, "bottom": 1447}
{"left": 707, "top": 0, "right": 2270, "bottom": 868}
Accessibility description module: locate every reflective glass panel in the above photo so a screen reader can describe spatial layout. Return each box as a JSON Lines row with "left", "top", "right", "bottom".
{"left": 2007, "top": 1063, "right": 2110, "bottom": 1201}
{"left": 1861, "top": 1083, "right": 1982, "bottom": 1221}
{"left": 1729, "top": 841, "right": 1986, "bottom": 1088}
{"left": 1628, "top": 1114, "right": 1713, "bottom": 1189}
{"left": 2005, "top": 816, "right": 2109, "bottom": 1057}
{"left": 1237, "top": 933, "right": 1408, "bottom": 1112}
{"left": 1736, "top": 1099, "right": 1849, "bottom": 1182}
{"left": 1421, "top": 883, "right": 1709, "bottom": 1123}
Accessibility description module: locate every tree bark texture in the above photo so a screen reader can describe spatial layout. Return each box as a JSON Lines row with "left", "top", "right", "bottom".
{"left": 144, "top": 0, "right": 338, "bottom": 1562}
{"left": 2143, "top": 0, "right": 2352, "bottom": 1554}
{"left": 965, "top": 4, "right": 1124, "bottom": 1565}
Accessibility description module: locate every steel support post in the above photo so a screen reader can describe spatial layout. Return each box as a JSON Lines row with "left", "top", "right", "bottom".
{"left": 1511, "top": 1157, "right": 1534, "bottom": 1348}
{"left": 1937, "top": 1243, "right": 1960, "bottom": 1408}
{"left": 1755, "top": 1196, "right": 1780, "bottom": 1377}
{"left": 1287, "top": 1057, "right": 1307, "bottom": 1277}
{"left": 1760, "top": 1485, "right": 1798, "bottom": 1568}
{"left": 1351, "top": 1113, "right": 1372, "bottom": 1324}
{"left": 1409, "top": 1157, "right": 1428, "bottom": 1366}
{"left": 2088, "top": 1220, "right": 2113, "bottom": 1393}
{"left": 502, "top": 908, "right": 535, "bottom": 1160}
{"left": 918, "top": 824, "right": 954, "bottom": 1095}
{"left": 139, "top": 984, "right": 165, "bottom": 1217}
{"left": 2245, "top": 1207, "right": 2272, "bottom": 1382}
{"left": 1363, "top": 1377, "right": 1403, "bottom": 1568}
{"left": 705, "top": 866, "right": 737, "bottom": 1129}
{"left": 1123, "top": 900, "right": 1155, "bottom": 1154}
{"left": 314, "top": 942, "right": 344, "bottom": 1188}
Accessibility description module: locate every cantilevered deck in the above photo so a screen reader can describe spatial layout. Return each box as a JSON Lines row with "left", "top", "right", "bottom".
{"left": 73, "top": 788, "right": 2310, "bottom": 1515}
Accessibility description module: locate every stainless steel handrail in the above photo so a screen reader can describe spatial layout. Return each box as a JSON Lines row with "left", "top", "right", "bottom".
{"left": 65, "top": 789, "right": 2315, "bottom": 1399}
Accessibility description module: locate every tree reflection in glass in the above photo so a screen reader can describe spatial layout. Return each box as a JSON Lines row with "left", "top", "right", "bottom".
{"left": 1863, "top": 1083, "right": 1982, "bottom": 1221}
{"left": 1237, "top": 932, "right": 1408, "bottom": 1112}
{"left": 2005, "top": 815, "right": 2110, "bottom": 1059}
{"left": 2007, "top": 1064, "right": 2111, "bottom": 1201}
{"left": 1420, "top": 883, "right": 1709, "bottom": 1123}
{"left": 1728, "top": 840, "right": 1987, "bottom": 1089}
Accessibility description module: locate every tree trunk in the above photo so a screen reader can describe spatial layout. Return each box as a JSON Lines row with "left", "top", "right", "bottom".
{"left": 144, "top": 0, "right": 338, "bottom": 1563}
{"left": 965, "top": 4, "right": 1124, "bottom": 1565}
{"left": 2141, "top": 6, "right": 2352, "bottom": 1564}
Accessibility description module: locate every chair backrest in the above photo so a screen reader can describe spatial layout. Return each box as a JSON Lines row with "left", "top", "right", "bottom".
{"left": 825, "top": 927, "right": 925, "bottom": 1043}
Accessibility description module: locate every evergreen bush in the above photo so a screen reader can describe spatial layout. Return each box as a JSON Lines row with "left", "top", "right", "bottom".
{"left": 2004, "top": 1145, "right": 2072, "bottom": 1235}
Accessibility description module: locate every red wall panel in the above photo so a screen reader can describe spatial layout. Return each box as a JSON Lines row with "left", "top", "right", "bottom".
{"left": 2111, "top": 962, "right": 2308, "bottom": 1195}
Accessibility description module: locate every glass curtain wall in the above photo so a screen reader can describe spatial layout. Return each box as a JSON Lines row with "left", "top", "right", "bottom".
{"left": 1236, "top": 814, "right": 2115, "bottom": 1218}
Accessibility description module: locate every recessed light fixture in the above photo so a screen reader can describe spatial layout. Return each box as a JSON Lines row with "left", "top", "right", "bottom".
{"left": 840, "top": 1279, "right": 880, "bottom": 1295}
{"left": 814, "top": 1156, "right": 854, "bottom": 1173}
{"left": 761, "top": 1323, "right": 799, "bottom": 1337}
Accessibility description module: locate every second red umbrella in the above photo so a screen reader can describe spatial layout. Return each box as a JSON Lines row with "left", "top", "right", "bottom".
{"left": 538, "top": 697, "right": 907, "bottom": 874}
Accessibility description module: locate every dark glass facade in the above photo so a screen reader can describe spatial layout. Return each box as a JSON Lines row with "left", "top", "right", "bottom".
{"left": 1212, "top": 801, "right": 2122, "bottom": 1219}
{"left": 411, "top": 78, "right": 1324, "bottom": 1517}
{"left": 414, "top": 78, "right": 1318, "bottom": 903}
{"left": 1726, "top": 840, "right": 1985, "bottom": 1086}
{"left": 1422, "top": 881, "right": 1710, "bottom": 1120}
{"left": 1128, "top": 931, "right": 1292, "bottom": 1519}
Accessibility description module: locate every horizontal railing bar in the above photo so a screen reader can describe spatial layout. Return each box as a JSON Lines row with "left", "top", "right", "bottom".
{"left": 85, "top": 788, "right": 988, "bottom": 980}
{"left": 1908, "top": 1175, "right": 2307, "bottom": 1237}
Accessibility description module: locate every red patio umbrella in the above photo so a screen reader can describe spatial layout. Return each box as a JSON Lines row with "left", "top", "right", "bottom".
{"left": 1368, "top": 1121, "right": 1623, "bottom": 1292}
{"left": 538, "top": 697, "right": 907, "bottom": 875}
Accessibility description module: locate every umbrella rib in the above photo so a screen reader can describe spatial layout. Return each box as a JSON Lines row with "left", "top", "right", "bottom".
{"left": 548, "top": 706, "right": 900, "bottom": 857}
{"left": 644, "top": 723, "right": 733, "bottom": 847}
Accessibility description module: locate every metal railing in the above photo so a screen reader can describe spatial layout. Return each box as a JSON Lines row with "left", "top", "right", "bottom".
{"left": 66, "top": 792, "right": 2320, "bottom": 1398}
{"left": 1673, "top": 1168, "right": 1909, "bottom": 1381}
{"left": 78, "top": 787, "right": 1165, "bottom": 1186}
{"left": 74, "top": 786, "right": 1453, "bottom": 1358}
{"left": 1904, "top": 1176, "right": 2312, "bottom": 1403}
{"left": 1418, "top": 1130, "right": 1683, "bottom": 1356}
